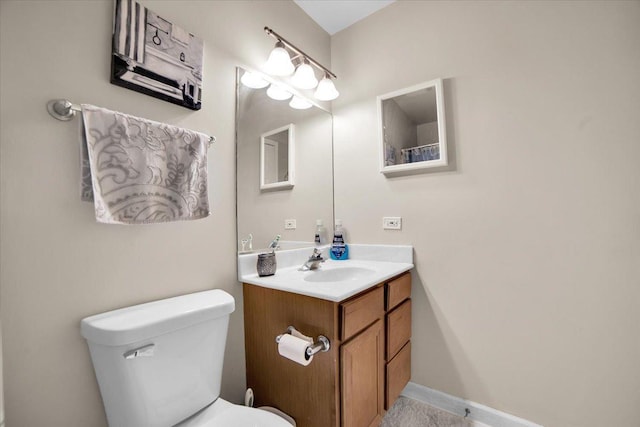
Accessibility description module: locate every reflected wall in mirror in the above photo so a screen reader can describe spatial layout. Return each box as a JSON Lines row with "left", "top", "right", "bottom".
{"left": 378, "top": 78, "right": 447, "bottom": 174}
{"left": 236, "top": 67, "right": 333, "bottom": 253}
{"left": 260, "top": 124, "right": 294, "bottom": 190}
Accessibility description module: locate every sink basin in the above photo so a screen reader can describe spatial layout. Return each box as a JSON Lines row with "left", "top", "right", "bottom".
{"left": 304, "top": 266, "right": 376, "bottom": 283}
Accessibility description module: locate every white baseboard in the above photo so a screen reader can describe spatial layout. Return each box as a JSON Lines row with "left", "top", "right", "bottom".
{"left": 401, "top": 382, "right": 543, "bottom": 427}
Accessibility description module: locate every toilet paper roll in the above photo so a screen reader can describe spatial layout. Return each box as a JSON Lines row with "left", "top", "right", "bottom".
{"left": 278, "top": 334, "right": 313, "bottom": 366}
{"left": 291, "top": 329, "right": 314, "bottom": 344}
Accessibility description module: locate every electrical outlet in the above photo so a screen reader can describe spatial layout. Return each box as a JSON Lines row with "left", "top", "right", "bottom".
{"left": 284, "top": 219, "right": 296, "bottom": 230}
{"left": 383, "top": 217, "right": 402, "bottom": 230}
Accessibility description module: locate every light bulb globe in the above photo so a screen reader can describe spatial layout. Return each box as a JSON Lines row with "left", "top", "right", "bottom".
{"left": 266, "top": 84, "right": 292, "bottom": 101}
{"left": 264, "top": 42, "right": 294, "bottom": 76}
{"left": 291, "top": 62, "right": 318, "bottom": 89}
{"left": 314, "top": 76, "right": 339, "bottom": 101}
{"left": 289, "top": 96, "right": 313, "bottom": 110}
{"left": 240, "top": 71, "right": 269, "bottom": 89}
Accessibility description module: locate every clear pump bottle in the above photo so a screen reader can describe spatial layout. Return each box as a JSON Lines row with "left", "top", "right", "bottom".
{"left": 314, "top": 220, "right": 325, "bottom": 245}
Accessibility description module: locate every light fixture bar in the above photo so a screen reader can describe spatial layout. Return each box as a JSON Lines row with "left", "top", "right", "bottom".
{"left": 264, "top": 26, "right": 337, "bottom": 80}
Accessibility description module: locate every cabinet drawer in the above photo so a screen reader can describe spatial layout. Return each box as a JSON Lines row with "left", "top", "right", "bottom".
{"left": 386, "top": 299, "right": 411, "bottom": 360}
{"left": 341, "top": 286, "right": 384, "bottom": 341}
{"left": 386, "top": 272, "right": 411, "bottom": 311}
{"left": 385, "top": 341, "right": 411, "bottom": 410}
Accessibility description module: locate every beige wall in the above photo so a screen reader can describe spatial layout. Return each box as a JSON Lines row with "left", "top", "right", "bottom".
{"left": 331, "top": 1, "right": 640, "bottom": 427}
{"left": 417, "top": 122, "right": 439, "bottom": 147}
{"left": 0, "top": 320, "right": 3, "bottom": 426}
{"left": 0, "top": 1, "right": 329, "bottom": 426}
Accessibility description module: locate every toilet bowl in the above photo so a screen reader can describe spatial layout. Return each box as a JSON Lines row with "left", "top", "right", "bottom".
{"left": 80, "top": 289, "right": 292, "bottom": 427}
{"left": 176, "top": 398, "right": 291, "bottom": 427}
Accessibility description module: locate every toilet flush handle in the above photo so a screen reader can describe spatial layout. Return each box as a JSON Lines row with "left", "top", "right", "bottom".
{"left": 123, "top": 344, "right": 155, "bottom": 359}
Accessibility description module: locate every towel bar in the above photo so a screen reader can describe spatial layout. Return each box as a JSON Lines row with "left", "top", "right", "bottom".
{"left": 46, "top": 99, "right": 216, "bottom": 145}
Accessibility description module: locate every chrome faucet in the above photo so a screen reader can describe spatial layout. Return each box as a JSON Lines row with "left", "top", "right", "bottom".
{"left": 240, "top": 233, "right": 253, "bottom": 252}
{"left": 300, "top": 248, "right": 325, "bottom": 271}
{"left": 267, "top": 234, "right": 281, "bottom": 252}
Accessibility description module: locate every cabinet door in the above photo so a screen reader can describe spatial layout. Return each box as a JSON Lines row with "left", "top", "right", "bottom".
{"left": 341, "top": 319, "right": 384, "bottom": 427}
{"left": 385, "top": 341, "right": 411, "bottom": 410}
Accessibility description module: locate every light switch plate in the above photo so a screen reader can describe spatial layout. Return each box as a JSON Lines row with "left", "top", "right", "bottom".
{"left": 383, "top": 217, "right": 402, "bottom": 230}
{"left": 284, "top": 219, "right": 297, "bottom": 229}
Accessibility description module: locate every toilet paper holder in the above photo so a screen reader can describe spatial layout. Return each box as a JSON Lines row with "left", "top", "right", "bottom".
{"left": 275, "top": 325, "right": 331, "bottom": 358}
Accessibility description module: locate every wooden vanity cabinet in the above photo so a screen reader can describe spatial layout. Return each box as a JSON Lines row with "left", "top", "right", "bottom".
{"left": 243, "top": 271, "right": 411, "bottom": 427}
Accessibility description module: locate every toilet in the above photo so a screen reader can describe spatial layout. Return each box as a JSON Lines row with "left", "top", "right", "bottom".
{"left": 80, "top": 289, "right": 293, "bottom": 427}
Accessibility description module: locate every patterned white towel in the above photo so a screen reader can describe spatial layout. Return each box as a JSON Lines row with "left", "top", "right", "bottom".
{"left": 80, "top": 104, "right": 210, "bottom": 224}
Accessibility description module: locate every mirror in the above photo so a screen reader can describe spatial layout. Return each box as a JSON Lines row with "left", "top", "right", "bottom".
{"left": 260, "top": 124, "right": 294, "bottom": 190}
{"left": 236, "top": 67, "right": 333, "bottom": 253}
{"left": 377, "top": 78, "right": 447, "bottom": 174}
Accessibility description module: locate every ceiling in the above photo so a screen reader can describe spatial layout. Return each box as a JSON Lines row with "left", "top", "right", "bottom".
{"left": 294, "top": 0, "right": 395, "bottom": 35}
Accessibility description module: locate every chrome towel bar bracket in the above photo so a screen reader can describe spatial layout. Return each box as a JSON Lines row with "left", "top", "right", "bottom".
{"left": 47, "top": 99, "right": 80, "bottom": 121}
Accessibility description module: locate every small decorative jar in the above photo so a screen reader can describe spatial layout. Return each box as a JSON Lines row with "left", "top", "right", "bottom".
{"left": 257, "top": 252, "right": 277, "bottom": 277}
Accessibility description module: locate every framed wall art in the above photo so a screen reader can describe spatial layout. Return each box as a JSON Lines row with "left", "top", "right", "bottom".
{"left": 111, "top": 0, "right": 204, "bottom": 110}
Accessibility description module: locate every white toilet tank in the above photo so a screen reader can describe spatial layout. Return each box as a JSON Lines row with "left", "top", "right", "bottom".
{"left": 81, "top": 290, "right": 235, "bottom": 427}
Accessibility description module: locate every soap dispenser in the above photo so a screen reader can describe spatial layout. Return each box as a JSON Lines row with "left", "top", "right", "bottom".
{"left": 314, "top": 220, "right": 325, "bottom": 245}
{"left": 329, "top": 219, "right": 349, "bottom": 260}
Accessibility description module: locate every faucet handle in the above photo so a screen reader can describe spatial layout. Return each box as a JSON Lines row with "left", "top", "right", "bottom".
{"left": 268, "top": 234, "right": 281, "bottom": 251}
{"left": 310, "top": 248, "right": 324, "bottom": 260}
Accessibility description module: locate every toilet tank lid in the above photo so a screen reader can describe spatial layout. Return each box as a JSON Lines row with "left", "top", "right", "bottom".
{"left": 80, "top": 289, "right": 235, "bottom": 346}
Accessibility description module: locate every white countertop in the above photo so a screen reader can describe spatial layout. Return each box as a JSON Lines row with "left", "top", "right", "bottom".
{"left": 238, "top": 244, "right": 414, "bottom": 302}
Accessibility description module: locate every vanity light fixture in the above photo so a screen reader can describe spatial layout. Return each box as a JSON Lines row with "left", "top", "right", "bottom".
{"left": 266, "top": 84, "right": 293, "bottom": 101}
{"left": 289, "top": 96, "right": 312, "bottom": 110}
{"left": 240, "top": 70, "right": 269, "bottom": 89}
{"left": 264, "top": 26, "right": 339, "bottom": 101}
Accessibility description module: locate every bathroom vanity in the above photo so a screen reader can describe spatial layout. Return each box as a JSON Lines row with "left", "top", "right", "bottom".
{"left": 235, "top": 63, "right": 413, "bottom": 427}
{"left": 242, "top": 252, "right": 412, "bottom": 427}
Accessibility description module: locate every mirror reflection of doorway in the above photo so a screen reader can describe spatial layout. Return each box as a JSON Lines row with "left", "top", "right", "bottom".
{"left": 260, "top": 124, "right": 294, "bottom": 190}
{"left": 262, "top": 129, "right": 289, "bottom": 185}
{"left": 263, "top": 139, "right": 278, "bottom": 184}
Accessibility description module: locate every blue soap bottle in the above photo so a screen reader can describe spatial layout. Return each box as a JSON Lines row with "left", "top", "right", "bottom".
{"left": 330, "top": 219, "right": 349, "bottom": 260}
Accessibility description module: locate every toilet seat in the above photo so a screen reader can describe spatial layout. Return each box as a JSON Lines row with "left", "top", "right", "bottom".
{"left": 207, "top": 405, "right": 292, "bottom": 427}
{"left": 176, "top": 398, "right": 293, "bottom": 427}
